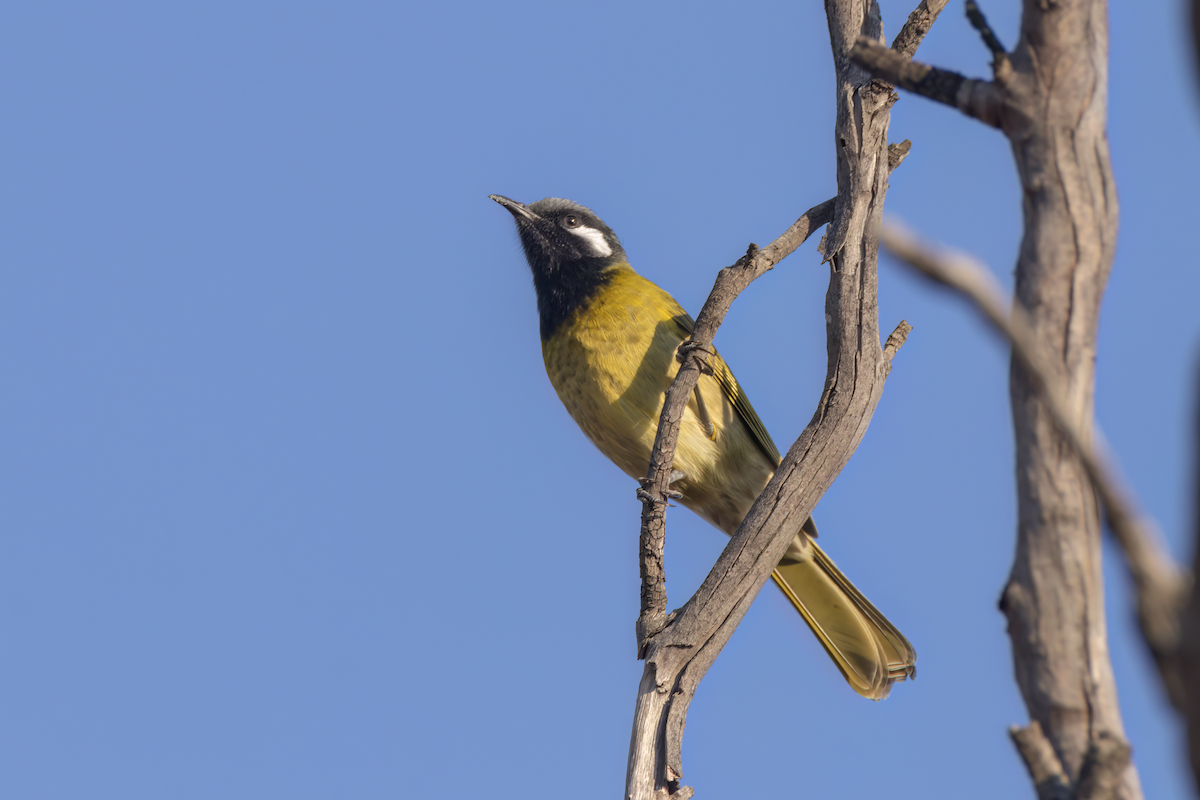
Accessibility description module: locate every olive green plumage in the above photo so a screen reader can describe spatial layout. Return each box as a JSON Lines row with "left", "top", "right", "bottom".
{"left": 492, "top": 194, "right": 916, "bottom": 699}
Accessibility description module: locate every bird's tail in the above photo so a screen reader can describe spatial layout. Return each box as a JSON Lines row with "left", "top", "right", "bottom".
{"left": 771, "top": 537, "right": 916, "bottom": 700}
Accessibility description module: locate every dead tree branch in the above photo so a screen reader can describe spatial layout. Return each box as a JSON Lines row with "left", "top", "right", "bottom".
{"left": 854, "top": 0, "right": 1142, "bottom": 795}
{"left": 635, "top": 197, "right": 835, "bottom": 650}
{"left": 1010, "top": 722, "right": 1070, "bottom": 800}
{"left": 891, "top": 0, "right": 950, "bottom": 59}
{"left": 637, "top": 139, "right": 911, "bottom": 647}
{"left": 628, "top": 198, "right": 836, "bottom": 800}
{"left": 850, "top": 35, "right": 1005, "bottom": 127}
{"left": 964, "top": 0, "right": 1006, "bottom": 61}
{"left": 623, "top": 1, "right": 933, "bottom": 795}
{"left": 881, "top": 219, "right": 1191, "bottom": 713}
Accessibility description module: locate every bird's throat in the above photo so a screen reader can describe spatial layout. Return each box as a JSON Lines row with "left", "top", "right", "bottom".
{"left": 533, "top": 258, "right": 623, "bottom": 341}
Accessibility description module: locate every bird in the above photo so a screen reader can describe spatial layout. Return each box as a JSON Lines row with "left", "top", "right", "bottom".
{"left": 490, "top": 194, "right": 916, "bottom": 699}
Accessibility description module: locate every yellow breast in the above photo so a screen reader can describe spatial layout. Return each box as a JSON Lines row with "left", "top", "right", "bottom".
{"left": 541, "top": 264, "right": 775, "bottom": 534}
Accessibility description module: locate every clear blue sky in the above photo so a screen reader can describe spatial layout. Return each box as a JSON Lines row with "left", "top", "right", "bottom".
{"left": 2, "top": 1, "right": 1197, "bottom": 798}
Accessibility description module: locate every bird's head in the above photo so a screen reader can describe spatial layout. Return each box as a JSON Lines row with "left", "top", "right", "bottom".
{"left": 490, "top": 194, "right": 629, "bottom": 340}
{"left": 489, "top": 195, "right": 625, "bottom": 275}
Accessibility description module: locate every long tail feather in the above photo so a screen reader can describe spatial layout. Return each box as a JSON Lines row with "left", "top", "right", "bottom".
{"left": 771, "top": 538, "right": 916, "bottom": 700}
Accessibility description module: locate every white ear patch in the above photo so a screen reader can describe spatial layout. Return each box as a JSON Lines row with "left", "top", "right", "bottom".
{"left": 569, "top": 225, "right": 613, "bottom": 257}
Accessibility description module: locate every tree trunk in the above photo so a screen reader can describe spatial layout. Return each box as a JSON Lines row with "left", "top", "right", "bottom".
{"left": 996, "top": 1, "right": 1137, "bottom": 796}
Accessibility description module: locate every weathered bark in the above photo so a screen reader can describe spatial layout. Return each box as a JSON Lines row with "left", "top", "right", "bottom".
{"left": 633, "top": 200, "right": 836, "bottom": 654}
{"left": 623, "top": 1, "right": 930, "bottom": 796}
{"left": 853, "top": 0, "right": 1139, "bottom": 796}
{"left": 881, "top": 220, "right": 1194, "bottom": 799}
{"left": 998, "top": 5, "right": 1133, "bottom": 795}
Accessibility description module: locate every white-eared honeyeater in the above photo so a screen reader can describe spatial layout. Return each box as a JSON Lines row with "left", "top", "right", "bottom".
{"left": 492, "top": 194, "right": 916, "bottom": 699}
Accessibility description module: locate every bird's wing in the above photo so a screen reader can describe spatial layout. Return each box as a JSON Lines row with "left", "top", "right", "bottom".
{"left": 673, "top": 313, "right": 782, "bottom": 467}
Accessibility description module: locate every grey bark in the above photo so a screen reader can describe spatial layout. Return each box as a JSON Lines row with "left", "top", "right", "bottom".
{"left": 623, "top": 1, "right": 931, "bottom": 796}
{"left": 999, "top": 5, "right": 1131, "bottom": 794}
{"left": 880, "top": 221, "right": 1192, "bottom": 800}
{"left": 634, "top": 200, "right": 836, "bottom": 653}
{"left": 854, "top": 1, "right": 1141, "bottom": 796}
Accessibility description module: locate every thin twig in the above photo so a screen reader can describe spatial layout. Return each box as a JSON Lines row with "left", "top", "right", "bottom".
{"left": 851, "top": 36, "right": 1005, "bottom": 128}
{"left": 629, "top": 196, "right": 843, "bottom": 798}
{"left": 882, "top": 320, "right": 913, "bottom": 366}
{"left": 888, "top": 140, "right": 912, "bottom": 171}
{"left": 631, "top": 148, "right": 915, "bottom": 796}
{"left": 880, "top": 218, "right": 1192, "bottom": 710}
{"left": 634, "top": 198, "right": 834, "bottom": 652}
{"left": 635, "top": 147, "right": 916, "bottom": 649}
{"left": 965, "top": 0, "right": 1006, "bottom": 59}
{"left": 891, "top": 0, "right": 951, "bottom": 59}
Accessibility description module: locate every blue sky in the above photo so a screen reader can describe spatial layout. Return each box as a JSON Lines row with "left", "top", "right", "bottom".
{"left": 2, "top": 1, "right": 1197, "bottom": 798}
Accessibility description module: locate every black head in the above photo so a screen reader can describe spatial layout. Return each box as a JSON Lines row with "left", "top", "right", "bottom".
{"left": 490, "top": 195, "right": 627, "bottom": 340}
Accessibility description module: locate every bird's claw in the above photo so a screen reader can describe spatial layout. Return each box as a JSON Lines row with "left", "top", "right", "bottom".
{"left": 636, "top": 488, "right": 667, "bottom": 506}
{"left": 636, "top": 486, "right": 684, "bottom": 506}
{"left": 676, "top": 340, "right": 714, "bottom": 373}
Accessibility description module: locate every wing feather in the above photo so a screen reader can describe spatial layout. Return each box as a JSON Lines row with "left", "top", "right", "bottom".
{"left": 672, "top": 313, "right": 781, "bottom": 467}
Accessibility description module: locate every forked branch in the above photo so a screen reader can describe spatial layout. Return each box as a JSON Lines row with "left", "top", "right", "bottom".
{"left": 891, "top": 0, "right": 950, "bottom": 59}
{"left": 864, "top": 1, "right": 1140, "bottom": 792}
{"left": 635, "top": 197, "right": 835, "bottom": 649}
{"left": 626, "top": 19, "right": 931, "bottom": 800}
{"left": 638, "top": 143, "right": 909, "bottom": 650}
{"left": 625, "top": 0, "right": 943, "bottom": 795}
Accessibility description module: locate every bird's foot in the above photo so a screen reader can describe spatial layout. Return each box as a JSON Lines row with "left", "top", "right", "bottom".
{"left": 676, "top": 340, "right": 715, "bottom": 374}
{"left": 636, "top": 487, "right": 680, "bottom": 507}
{"left": 637, "top": 471, "right": 685, "bottom": 507}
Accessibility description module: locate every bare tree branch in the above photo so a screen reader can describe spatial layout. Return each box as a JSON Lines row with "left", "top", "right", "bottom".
{"left": 964, "top": 0, "right": 1006, "bottom": 60}
{"left": 624, "top": 0, "right": 923, "bottom": 793}
{"left": 887, "top": 139, "right": 912, "bottom": 171}
{"left": 850, "top": 36, "right": 1004, "bottom": 127}
{"left": 881, "top": 219, "right": 1191, "bottom": 712}
{"left": 635, "top": 198, "right": 835, "bottom": 649}
{"left": 882, "top": 320, "right": 913, "bottom": 366}
{"left": 1010, "top": 722, "right": 1070, "bottom": 800}
{"left": 857, "top": 0, "right": 1141, "bottom": 794}
{"left": 1075, "top": 731, "right": 1134, "bottom": 800}
{"left": 891, "top": 0, "right": 950, "bottom": 59}
{"left": 636, "top": 145, "right": 910, "bottom": 656}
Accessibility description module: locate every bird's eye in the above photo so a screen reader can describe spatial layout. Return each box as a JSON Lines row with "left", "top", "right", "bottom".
{"left": 563, "top": 215, "right": 580, "bottom": 228}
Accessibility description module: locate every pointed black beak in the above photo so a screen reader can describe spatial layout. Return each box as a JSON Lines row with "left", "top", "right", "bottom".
{"left": 489, "top": 194, "right": 540, "bottom": 222}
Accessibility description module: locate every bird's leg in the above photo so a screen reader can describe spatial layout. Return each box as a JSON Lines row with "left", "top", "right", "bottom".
{"left": 677, "top": 340, "right": 717, "bottom": 438}
{"left": 691, "top": 385, "right": 715, "bottom": 440}
{"left": 664, "top": 469, "right": 685, "bottom": 502}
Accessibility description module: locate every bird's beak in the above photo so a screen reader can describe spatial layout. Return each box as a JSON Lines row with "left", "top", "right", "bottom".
{"left": 489, "top": 194, "right": 540, "bottom": 222}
